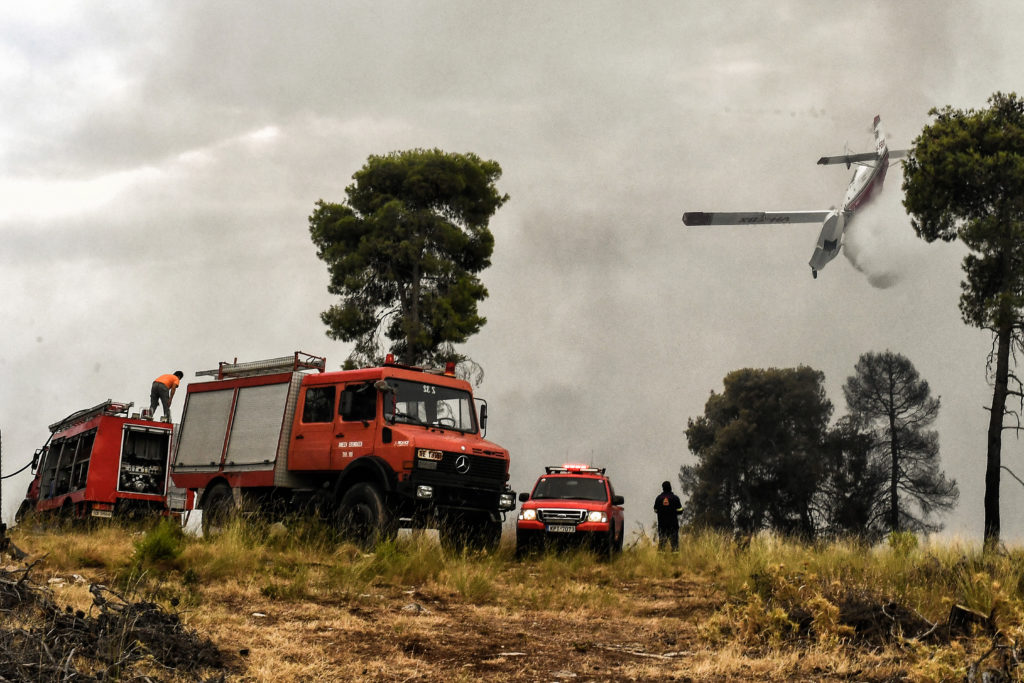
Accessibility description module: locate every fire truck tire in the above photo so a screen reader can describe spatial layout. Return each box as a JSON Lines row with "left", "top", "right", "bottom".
{"left": 58, "top": 499, "right": 76, "bottom": 527}
{"left": 337, "top": 483, "right": 394, "bottom": 548}
{"left": 201, "top": 483, "right": 235, "bottom": 536}
{"left": 14, "top": 501, "right": 33, "bottom": 525}
{"left": 514, "top": 532, "right": 540, "bottom": 559}
{"left": 440, "top": 513, "right": 501, "bottom": 553}
{"left": 614, "top": 523, "right": 624, "bottom": 553}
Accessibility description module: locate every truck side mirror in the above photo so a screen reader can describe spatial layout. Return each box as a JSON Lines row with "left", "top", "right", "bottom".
{"left": 518, "top": 491, "right": 530, "bottom": 502}
{"left": 479, "top": 403, "right": 488, "bottom": 431}
{"left": 612, "top": 495, "right": 624, "bottom": 506}
{"left": 375, "top": 380, "right": 396, "bottom": 423}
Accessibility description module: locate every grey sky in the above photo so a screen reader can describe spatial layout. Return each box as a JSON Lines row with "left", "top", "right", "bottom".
{"left": 2, "top": 1, "right": 1022, "bottom": 540}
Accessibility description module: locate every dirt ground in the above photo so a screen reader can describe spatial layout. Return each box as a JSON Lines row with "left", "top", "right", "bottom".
{"left": 179, "top": 572, "right": 911, "bottom": 682}
{"left": 198, "top": 575, "right": 722, "bottom": 681}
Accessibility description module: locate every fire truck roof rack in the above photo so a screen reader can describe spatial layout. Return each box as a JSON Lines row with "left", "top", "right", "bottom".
{"left": 195, "top": 351, "right": 327, "bottom": 380}
{"left": 545, "top": 465, "right": 606, "bottom": 475}
{"left": 48, "top": 400, "right": 133, "bottom": 433}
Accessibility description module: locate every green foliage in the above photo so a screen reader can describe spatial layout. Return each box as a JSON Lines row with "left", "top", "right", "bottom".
{"left": 903, "top": 92, "right": 1024, "bottom": 330}
{"left": 681, "top": 366, "right": 833, "bottom": 538}
{"left": 131, "top": 519, "right": 186, "bottom": 568}
{"left": 887, "top": 530, "right": 919, "bottom": 555}
{"left": 814, "top": 416, "right": 888, "bottom": 540}
{"left": 309, "top": 148, "right": 508, "bottom": 369}
{"left": 843, "top": 351, "right": 958, "bottom": 534}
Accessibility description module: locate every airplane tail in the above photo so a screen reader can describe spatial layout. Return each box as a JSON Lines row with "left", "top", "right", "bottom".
{"left": 872, "top": 115, "right": 887, "bottom": 155}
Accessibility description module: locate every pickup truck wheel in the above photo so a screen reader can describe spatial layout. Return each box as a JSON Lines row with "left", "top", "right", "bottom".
{"left": 604, "top": 529, "right": 616, "bottom": 559}
{"left": 201, "top": 483, "right": 234, "bottom": 536}
{"left": 337, "top": 483, "right": 393, "bottom": 549}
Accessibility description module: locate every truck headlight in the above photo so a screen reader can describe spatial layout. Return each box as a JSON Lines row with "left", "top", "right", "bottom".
{"left": 519, "top": 509, "right": 537, "bottom": 521}
{"left": 417, "top": 448, "right": 443, "bottom": 461}
{"left": 499, "top": 491, "right": 516, "bottom": 510}
{"left": 587, "top": 510, "right": 607, "bottom": 523}
{"left": 416, "top": 485, "right": 434, "bottom": 499}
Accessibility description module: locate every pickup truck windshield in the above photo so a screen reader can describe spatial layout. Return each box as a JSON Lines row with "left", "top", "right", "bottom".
{"left": 531, "top": 476, "right": 608, "bottom": 502}
{"left": 384, "top": 379, "right": 477, "bottom": 433}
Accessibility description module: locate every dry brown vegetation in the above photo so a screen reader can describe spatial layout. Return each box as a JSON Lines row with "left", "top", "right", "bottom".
{"left": 6, "top": 520, "right": 1024, "bottom": 681}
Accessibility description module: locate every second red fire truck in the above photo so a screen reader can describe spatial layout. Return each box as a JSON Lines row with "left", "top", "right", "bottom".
{"left": 17, "top": 400, "right": 190, "bottom": 523}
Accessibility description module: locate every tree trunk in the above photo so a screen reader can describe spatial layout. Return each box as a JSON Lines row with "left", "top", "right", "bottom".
{"left": 889, "top": 411, "right": 899, "bottom": 532}
{"left": 984, "top": 323, "right": 1011, "bottom": 549}
{"left": 407, "top": 258, "right": 422, "bottom": 364}
{"left": 888, "top": 369, "right": 899, "bottom": 532}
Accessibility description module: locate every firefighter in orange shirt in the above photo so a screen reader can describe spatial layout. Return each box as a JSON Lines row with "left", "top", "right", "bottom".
{"left": 149, "top": 371, "right": 184, "bottom": 421}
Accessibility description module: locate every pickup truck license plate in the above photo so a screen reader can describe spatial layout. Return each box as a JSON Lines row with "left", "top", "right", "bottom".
{"left": 547, "top": 524, "right": 576, "bottom": 533}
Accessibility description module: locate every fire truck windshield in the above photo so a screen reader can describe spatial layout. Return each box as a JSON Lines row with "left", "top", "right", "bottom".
{"left": 531, "top": 476, "right": 608, "bottom": 501}
{"left": 384, "top": 379, "right": 478, "bottom": 433}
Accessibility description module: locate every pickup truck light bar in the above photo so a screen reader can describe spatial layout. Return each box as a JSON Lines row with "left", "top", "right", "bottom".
{"left": 544, "top": 464, "right": 607, "bottom": 475}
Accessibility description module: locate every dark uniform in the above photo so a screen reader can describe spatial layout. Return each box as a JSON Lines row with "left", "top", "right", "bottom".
{"left": 653, "top": 481, "right": 682, "bottom": 551}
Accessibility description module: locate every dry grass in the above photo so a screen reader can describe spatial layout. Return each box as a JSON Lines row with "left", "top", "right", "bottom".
{"left": 8, "top": 521, "right": 1024, "bottom": 681}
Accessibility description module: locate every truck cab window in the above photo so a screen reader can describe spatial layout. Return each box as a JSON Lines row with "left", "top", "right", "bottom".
{"left": 341, "top": 384, "right": 376, "bottom": 422}
{"left": 383, "top": 379, "right": 477, "bottom": 432}
{"left": 302, "top": 386, "right": 335, "bottom": 423}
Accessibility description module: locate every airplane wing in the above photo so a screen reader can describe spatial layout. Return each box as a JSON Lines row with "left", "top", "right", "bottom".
{"left": 817, "top": 152, "right": 881, "bottom": 166}
{"left": 682, "top": 211, "right": 832, "bottom": 226}
{"left": 818, "top": 149, "right": 908, "bottom": 165}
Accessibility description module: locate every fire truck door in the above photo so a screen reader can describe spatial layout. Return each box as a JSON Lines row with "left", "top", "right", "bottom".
{"left": 289, "top": 385, "right": 337, "bottom": 470}
{"left": 331, "top": 382, "right": 376, "bottom": 469}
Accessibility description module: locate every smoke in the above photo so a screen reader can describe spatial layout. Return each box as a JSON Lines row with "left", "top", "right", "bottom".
{"left": 842, "top": 173, "right": 921, "bottom": 289}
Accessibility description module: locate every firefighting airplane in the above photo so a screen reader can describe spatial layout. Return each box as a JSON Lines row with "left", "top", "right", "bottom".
{"left": 682, "top": 115, "right": 906, "bottom": 278}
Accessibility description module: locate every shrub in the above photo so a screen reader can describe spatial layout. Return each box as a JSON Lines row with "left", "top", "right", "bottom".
{"left": 132, "top": 519, "right": 186, "bottom": 568}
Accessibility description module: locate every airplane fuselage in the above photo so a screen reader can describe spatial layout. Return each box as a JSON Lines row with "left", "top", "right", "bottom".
{"left": 843, "top": 147, "right": 890, "bottom": 213}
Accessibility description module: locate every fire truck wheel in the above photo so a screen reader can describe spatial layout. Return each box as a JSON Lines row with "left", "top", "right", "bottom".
{"left": 440, "top": 513, "right": 501, "bottom": 553}
{"left": 337, "top": 483, "right": 394, "bottom": 548}
{"left": 201, "top": 483, "right": 235, "bottom": 536}
{"left": 14, "top": 501, "right": 33, "bottom": 525}
{"left": 58, "top": 500, "right": 77, "bottom": 528}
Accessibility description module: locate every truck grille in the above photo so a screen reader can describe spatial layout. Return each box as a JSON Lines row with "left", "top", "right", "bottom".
{"left": 538, "top": 508, "right": 586, "bottom": 524}
{"left": 436, "top": 452, "right": 507, "bottom": 481}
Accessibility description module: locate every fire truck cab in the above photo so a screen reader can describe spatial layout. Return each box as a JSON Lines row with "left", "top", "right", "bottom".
{"left": 17, "top": 400, "right": 191, "bottom": 522}
{"left": 516, "top": 464, "right": 625, "bottom": 557}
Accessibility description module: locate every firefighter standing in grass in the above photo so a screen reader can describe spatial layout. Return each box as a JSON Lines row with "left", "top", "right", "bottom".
{"left": 654, "top": 481, "right": 683, "bottom": 551}
{"left": 149, "top": 371, "right": 184, "bottom": 421}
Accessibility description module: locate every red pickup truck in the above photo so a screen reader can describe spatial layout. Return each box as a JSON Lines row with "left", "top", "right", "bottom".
{"left": 515, "top": 464, "right": 624, "bottom": 557}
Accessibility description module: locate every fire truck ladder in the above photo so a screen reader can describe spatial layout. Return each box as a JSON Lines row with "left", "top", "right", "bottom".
{"left": 47, "top": 400, "right": 133, "bottom": 434}
{"left": 195, "top": 351, "right": 327, "bottom": 379}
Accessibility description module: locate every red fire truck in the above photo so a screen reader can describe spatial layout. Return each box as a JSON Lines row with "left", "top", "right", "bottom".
{"left": 169, "top": 352, "right": 515, "bottom": 549}
{"left": 17, "top": 400, "right": 191, "bottom": 522}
